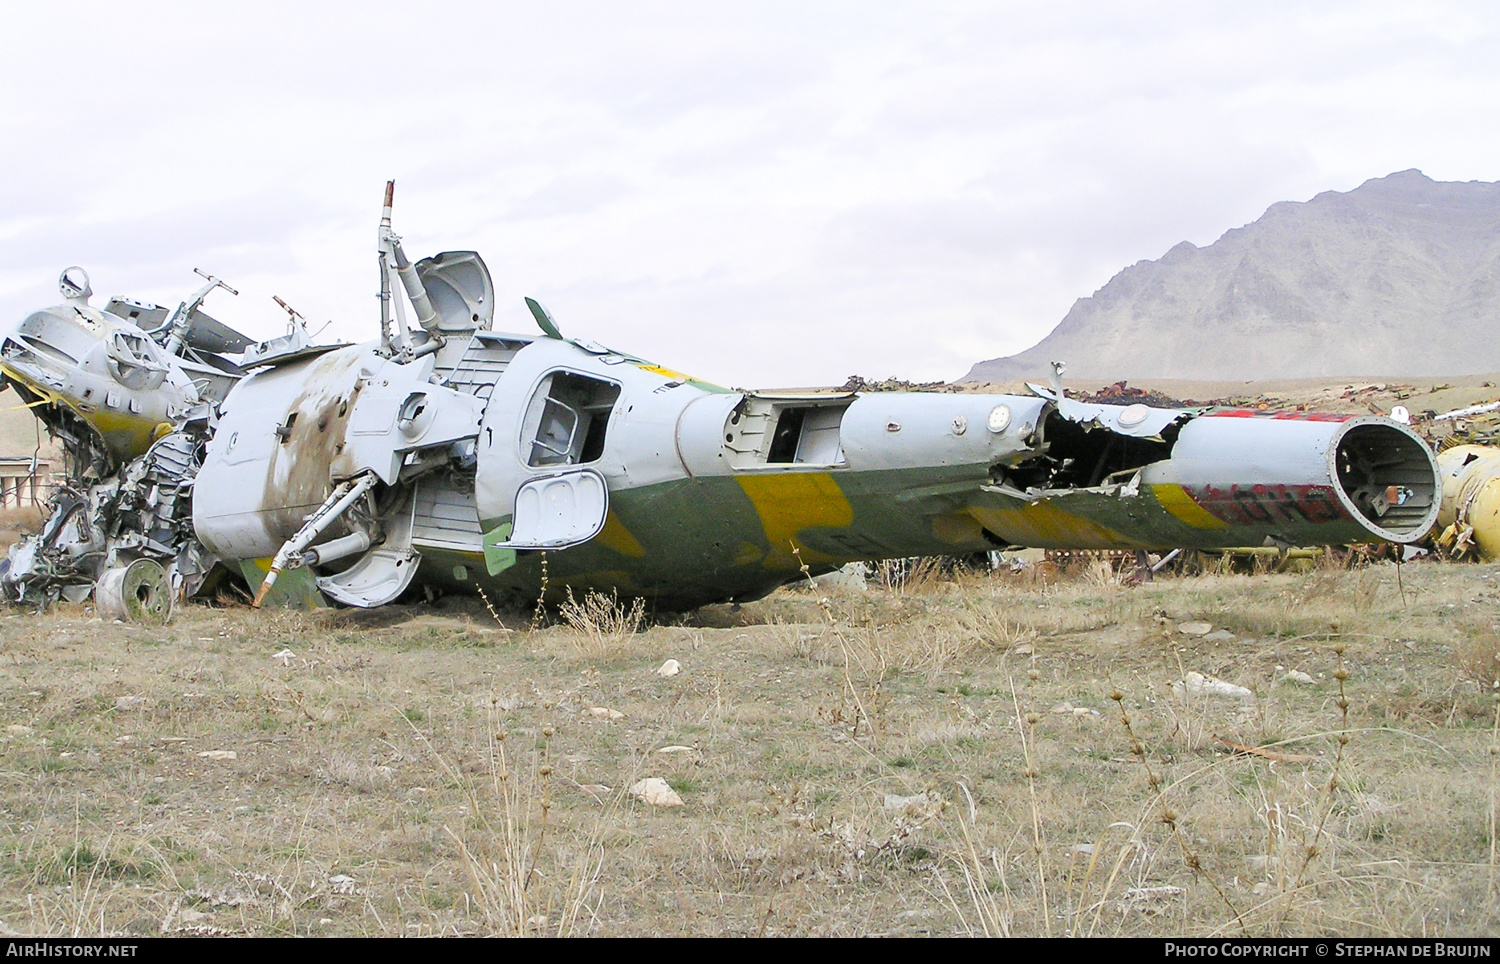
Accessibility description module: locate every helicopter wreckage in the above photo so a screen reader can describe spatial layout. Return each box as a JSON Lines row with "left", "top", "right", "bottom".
{"left": 0, "top": 184, "right": 1443, "bottom": 620}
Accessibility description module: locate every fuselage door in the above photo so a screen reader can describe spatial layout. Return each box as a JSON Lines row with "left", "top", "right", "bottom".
{"left": 506, "top": 468, "right": 609, "bottom": 549}
{"left": 478, "top": 364, "right": 621, "bottom": 566}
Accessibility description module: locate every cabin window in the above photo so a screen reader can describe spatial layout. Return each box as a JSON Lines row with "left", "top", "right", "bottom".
{"left": 521, "top": 372, "right": 621, "bottom": 467}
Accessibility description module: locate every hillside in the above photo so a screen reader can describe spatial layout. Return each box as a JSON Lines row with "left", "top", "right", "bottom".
{"left": 964, "top": 170, "right": 1500, "bottom": 382}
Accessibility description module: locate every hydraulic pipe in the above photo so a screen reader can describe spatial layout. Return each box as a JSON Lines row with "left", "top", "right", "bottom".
{"left": 377, "top": 181, "right": 397, "bottom": 353}
{"left": 392, "top": 241, "right": 439, "bottom": 331}
{"left": 252, "top": 473, "right": 378, "bottom": 607}
{"left": 386, "top": 263, "right": 411, "bottom": 351}
{"left": 301, "top": 530, "right": 374, "bottom": 567}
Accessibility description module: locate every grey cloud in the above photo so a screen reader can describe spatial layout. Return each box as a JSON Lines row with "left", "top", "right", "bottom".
{"left": 0, "top": 191, "right": 331, "bottom": 335}
{"left": 821, "top": 198, "right": 1012, "bottom": 272}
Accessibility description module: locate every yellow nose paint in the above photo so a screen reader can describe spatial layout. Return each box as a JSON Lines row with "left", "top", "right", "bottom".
{"left": 637, "top": 364, "right": 693, "bottom": 382}
{"left": 735, "top": 472, "right": 853, "bottom": 570}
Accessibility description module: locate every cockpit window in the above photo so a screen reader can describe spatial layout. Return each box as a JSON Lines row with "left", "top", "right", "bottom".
{"left": 521, "top": 372, "right": 621, "bottom": 467}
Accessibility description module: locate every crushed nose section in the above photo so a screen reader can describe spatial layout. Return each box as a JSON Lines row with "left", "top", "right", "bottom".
{"left": 1329, "top": 420, "right": 1440, "bottom": 541}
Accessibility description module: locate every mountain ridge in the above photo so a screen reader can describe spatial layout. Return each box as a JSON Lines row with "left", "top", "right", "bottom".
{"left": 962, "top": 170, "right": 1500, "bottom": 382}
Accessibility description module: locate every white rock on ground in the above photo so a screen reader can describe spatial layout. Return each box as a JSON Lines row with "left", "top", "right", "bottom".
{"left": 811, "top": 562, "right": 869, "bottom": 591}
{"left": 629, "top": 777, "right": 684, "bottom": 807}
{"left": 656, "top": 659, "right": 681, "bottom": 678}
{"left": 1172, "top": 671, "right": 1253, "bottom": 699}
{"left": 1123, "top": 885, "right": 1185, "bottom": 903}
{"left": 1177, "top": 622, "right": 1213, "bottom": 636}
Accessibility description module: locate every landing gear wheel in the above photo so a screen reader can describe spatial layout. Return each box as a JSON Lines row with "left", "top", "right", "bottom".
{"left": 96, "top": 559, "right": 172, "bottom": 623}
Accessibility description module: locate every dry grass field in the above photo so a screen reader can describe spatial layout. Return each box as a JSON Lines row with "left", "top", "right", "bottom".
{"left": 1, "top": 554, "right": 1499, "bottom": 938}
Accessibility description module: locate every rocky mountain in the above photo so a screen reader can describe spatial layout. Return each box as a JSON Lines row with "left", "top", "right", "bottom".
{"left": 963, "top": 170, "right": 1500, "bottom": 382}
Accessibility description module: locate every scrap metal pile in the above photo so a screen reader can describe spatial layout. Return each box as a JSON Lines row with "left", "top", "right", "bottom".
{"left": 0, "top": 268, "right": 243, "bottom": 617}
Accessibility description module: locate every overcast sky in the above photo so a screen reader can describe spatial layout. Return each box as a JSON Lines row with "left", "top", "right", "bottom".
{"left": 2, "top": 2, "right": 1497, "bottom": 387}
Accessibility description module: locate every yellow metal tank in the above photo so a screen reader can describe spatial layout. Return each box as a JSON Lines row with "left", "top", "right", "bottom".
{"left": 1435, "top": 444, "right": 1500, "bottom": 559}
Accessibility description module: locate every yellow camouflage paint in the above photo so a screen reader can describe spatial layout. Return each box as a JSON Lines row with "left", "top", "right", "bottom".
{"left": 636, "top": 364, "right": 693, "bottom": 382}
{"left": 733, "top": 541, "right": 764, "bottom": 565}
{"left": 596, "top": 510, "right": 646, "bottom": 557}
{"left": 968, "top": 500, "right": 1143, "bottom": 550}
{"left": 631, "top": 363, "right": 729, "bottom": 394}
{"left": 735, "top": 472, "right": 854, "bottom": 569}
{"left": 1436, "top": 445, "right": 1500, "bottom": 561}
{"left": 1150, "top": 483, "right": 1231, "bottom": 530}
{"left": 0, "top": 396, "right": 50, "bottom": 414}
{"left": 90, "top": 410, "right": 163, "bottom": 458}
{"left": 930, "top": 511, "right": 985, "bottom": 545}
